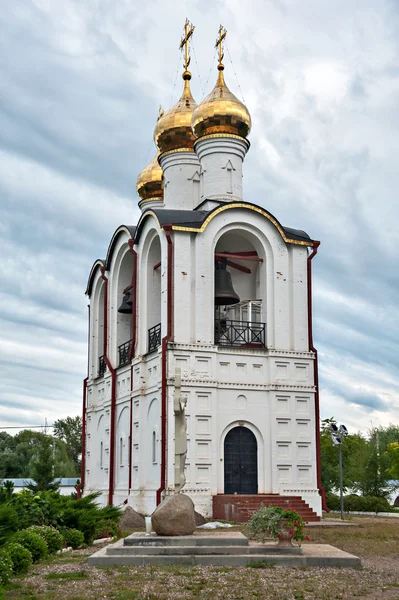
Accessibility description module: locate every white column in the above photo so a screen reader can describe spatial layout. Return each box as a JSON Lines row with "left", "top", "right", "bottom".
{"left": 159, "top": 151, "right": 201, "bottom": 210}
{"left": 194, "top": 135, "right": 249, "bottom": 202}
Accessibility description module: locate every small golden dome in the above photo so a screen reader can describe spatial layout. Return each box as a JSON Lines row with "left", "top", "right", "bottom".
{"left": 136, "top": 152, "right": 163, "bottom": 202}
{"left": 154, "top": 73, "right": 197, "bottom": 154}
{"left": 192, "top": 66, "right": 251, "bottom": 139}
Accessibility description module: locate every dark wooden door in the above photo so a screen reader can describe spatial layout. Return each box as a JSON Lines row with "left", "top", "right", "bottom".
{"left": 224, "top": 426, "right": 258, "bottom": 494}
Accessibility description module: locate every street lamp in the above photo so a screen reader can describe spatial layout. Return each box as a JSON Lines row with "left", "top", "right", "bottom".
{"left": 330, "top": 423, "right": 349, "bottom": 520}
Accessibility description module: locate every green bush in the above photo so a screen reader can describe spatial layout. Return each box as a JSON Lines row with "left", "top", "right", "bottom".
{"left": 0, "top": 549, "right": 13, "bottom": 586}
{"left": 328, "top": 494, "right": 392, "bottom": 513}
{"left": 60, "top": 528, "right": 84, "bottom": 549}
{"left": 0, "top": 504, "right": 19, "bottom": 545}
{"left": 11, "top": 530, "right": 48, "bottom": 563}
{"left": 4, "top": 543, "right": 32, "bottom": 575}
{"left": 325, "top": 492, "right": 340, "bottom": 511}
{"left": 27, "top": 526, "right": 63, "bottom": 554}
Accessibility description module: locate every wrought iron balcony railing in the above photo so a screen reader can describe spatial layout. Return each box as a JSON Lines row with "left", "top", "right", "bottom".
{"left": 148, "top": 323, "right": 161, "bottom": 353}
{"left": 215, "top": 319, "right": 266, "bottom": 348}
{"left": 98, "top": 355, "right": 107, "bottom": 377}
{"left": 118, "top": 339, "right": 132, "bottom": 367}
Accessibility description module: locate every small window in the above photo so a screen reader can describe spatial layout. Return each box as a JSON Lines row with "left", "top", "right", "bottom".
{"left": 119, "top": 437, "right": 124, "bottom": 467}
{"left": 100, "top": 441, "right": 103, "bottom": 469}
{"left": 152, "top": 431, "right": 157, "bottom": 464}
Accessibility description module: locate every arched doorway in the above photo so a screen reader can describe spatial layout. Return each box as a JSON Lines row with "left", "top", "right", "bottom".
{"left": 224, "top": 426, "right": 258, "bottom": 494}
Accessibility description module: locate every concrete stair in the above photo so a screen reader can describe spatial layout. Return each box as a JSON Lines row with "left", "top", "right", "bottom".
{"left": 213, "top": 494, "right": 320, "bottom": 523}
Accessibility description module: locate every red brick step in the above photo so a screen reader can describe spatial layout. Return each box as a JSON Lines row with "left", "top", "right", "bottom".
{"left": 212, "top": 494, "right": 320, "bottom": 523}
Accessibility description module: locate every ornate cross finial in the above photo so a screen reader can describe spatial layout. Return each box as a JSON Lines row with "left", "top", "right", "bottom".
{"left": 158, "top": 105, "right": 164, "bottom": 120}
{"left": 179, "top": 18, "right": 195, "bottom": 78}
{"left": 215, "top": 24, "right": 227, "bottom": 69}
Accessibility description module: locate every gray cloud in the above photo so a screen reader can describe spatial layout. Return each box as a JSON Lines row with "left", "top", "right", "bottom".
{"left": 1, "top": 0, "right": 398, "bottom": 432}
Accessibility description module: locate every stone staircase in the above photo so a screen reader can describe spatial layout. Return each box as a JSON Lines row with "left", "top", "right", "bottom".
{"left": 88, "top": 531, "right": 360, "bottom": 568}
{"left": 89, "top": 532, "right": 301, "bottom": 567}
{"left": 213, "top": 494, "right": 320, "bottom": 523}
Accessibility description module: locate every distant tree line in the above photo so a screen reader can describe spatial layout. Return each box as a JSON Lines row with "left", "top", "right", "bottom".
{"left": 0, "top": 416, "right": 82, "bottom": 488}
{"left": 321, "top": 417, "right": 399, "bottom": 498}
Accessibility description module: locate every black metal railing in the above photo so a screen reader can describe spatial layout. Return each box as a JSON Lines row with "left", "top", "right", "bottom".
{"left": 118, "top": 339, "right": 132, "bottom": 367}
{"left": 98, "top": 355, "right": 107, "bottom": 377}
{"left": 148, "top": 323, "right": 161, "bottom": 353}
{"left": 215, "top": 319, "right": 266, "bottom": 348}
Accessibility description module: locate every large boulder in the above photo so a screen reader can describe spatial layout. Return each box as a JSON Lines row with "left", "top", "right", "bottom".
{"left": 119, "top": 506, "right": 145, "bottom": 531}
{"left": 195, "top": 511, "right": 207, "bottom": 526}
{"left": 151, "top": 493, "right": 196, "bottom": 536}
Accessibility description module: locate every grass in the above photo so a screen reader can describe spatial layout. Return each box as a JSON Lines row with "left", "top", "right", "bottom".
{"left": 3, "top": 517, "right": 399, "bottom": 599}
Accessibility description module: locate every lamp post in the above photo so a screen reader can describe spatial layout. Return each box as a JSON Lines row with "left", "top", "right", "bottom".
{"left": 330, "top": 423, "right": 349, "bottom": 521}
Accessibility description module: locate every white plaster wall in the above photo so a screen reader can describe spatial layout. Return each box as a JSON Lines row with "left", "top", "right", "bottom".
{"left": 160, "top": 151, "right": 200, "bottom": 210}
{"left": 194, "top": 136, "right": 249, "bottom": 202}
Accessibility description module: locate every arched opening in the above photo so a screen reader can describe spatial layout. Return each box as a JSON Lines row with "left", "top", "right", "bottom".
{"left": 224, "top": 426, "right": 258, "bottom": 494}
{"left": 146, "top": 236, "right": 161, "bottom": 353}
{"left": 215, "top": 230, "right": 265, "bottom": 348}
{"left": 116, "top": 250, "right": 134, "bottom": 367}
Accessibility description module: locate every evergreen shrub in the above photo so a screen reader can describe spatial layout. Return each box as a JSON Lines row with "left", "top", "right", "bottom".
{"left": 4, "top": 543, "right": 32, "bottom": 575}
{"left": 60, "top": 528, "right": 84, "bottom": 549}
{"left": 27, "top": 526, "right": 63, "bottom": 554}
{"left": 0, "top": 550, "right": 13, "bottom": 586}
{"left": 11, "top": 530, "right": 48, "bottom": 563}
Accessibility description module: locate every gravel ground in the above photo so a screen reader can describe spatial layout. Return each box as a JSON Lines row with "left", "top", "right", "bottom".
{"left": 4, "top": 516, "right": 399, "bottom": 600}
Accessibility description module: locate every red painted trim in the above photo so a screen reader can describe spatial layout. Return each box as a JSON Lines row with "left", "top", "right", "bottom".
{"left": 165, "top": 226, "right": 174, "bottom": 340}
{"left": 215, "top": 252, "right": 263, "bottom": 262}
{"left": 128, "top": 364, "right": 134, "bottom": 491}
{"left": 226, "top": 259, "right": 251, "bottom": 274}
{"left": 153, "top": 261, "right": 161, "bottom": 271}
{"left": 156, "top": 226, "right": 174, "bottom": 506}
{"left": 307, "top": 241, "right": 328, "bottom": 512}
{"left": 100, "top": 267, "right": 117, "bottom": 506}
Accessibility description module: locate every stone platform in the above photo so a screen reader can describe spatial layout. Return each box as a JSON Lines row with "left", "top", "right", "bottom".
{"left": 88, "top": 531, "right": 361, "bottom": 568}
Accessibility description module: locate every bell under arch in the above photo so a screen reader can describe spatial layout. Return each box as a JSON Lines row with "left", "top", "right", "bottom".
{"left": 214, "top": 229, "right": 266, "bottom": 347}
{"left": 115, "top": 249, "right": 134, "bottom": 366}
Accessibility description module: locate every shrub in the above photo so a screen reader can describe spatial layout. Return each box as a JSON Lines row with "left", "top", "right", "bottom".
{"left": 27, "top": 526, "right": 63, "bottom": 554}
{"left": 325, "top": 492, "right": 340, "bottom": 511}
{"left": 4, "top": 543, "right": 32, "bottom": 575}
{"left": 246, "top": 505, "right": 306, "bottom": 543}
{"left": 60, "top": 528, "right": 84, "bottom": 549}
{"left": 0, "top": 549, "right": 13, "bottom": 586}
{"left": 11, "top": 530, "right": 48, "bottom": 563}
{"left": 0, "top": 504, "right": 19, "bottom": 545}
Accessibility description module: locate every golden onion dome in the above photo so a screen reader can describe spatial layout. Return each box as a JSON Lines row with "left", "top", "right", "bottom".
{"left": 136, "top": 151, "right": 163, "bottom": 203}
{"left": 154, "top": 72, "right": 197, "bottom": 154}
{"left": 191, "top": 65, "right": 251, "bottom": 139}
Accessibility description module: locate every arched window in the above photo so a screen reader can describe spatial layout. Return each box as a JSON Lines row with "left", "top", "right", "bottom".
{"left": 147, "top": 236, "right": 161, "bottom": 353}
{"left": 100, "top": 441, "right": 103, "bottom": 469}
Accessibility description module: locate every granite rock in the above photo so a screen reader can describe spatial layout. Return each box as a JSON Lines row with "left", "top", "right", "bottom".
{"left": 119, "top": 506, "right": 145, "bottom": 531}
{"left": 151, "top": 494, "right": 196, "bottom": 536}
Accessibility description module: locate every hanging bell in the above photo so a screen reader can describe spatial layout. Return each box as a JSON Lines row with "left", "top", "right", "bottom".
{"left": 214, "top": 260, "right": 240, "bottom": 306}
{"left": 118, "top": 290, "right": 133, "bottom": 314}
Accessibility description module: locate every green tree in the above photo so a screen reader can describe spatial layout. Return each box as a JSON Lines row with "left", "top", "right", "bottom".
{"left": 27, "top": 437, "right": 60, "bottom": 493}
{"left": 386, "top": 442, "right": 399, "bottom": 479}
{"left": 53, "top": 416, "right": 82, "bottom": 474}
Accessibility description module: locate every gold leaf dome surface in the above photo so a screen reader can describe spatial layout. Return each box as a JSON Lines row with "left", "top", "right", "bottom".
{"left": 136, "top": 152, "right": 163, "bottom": 202}
{"left": 154, "top": 75, "right": 197, "bottom": 153}
{"left": 192, "top": 67, "right": 251, "bottom": 139}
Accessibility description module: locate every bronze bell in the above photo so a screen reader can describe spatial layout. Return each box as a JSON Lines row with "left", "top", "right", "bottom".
{"left": 215, "top": 260, "right": 240, "bottom": 306}
{"left": 118, "top": 290, "right": 133, "bottom": 314}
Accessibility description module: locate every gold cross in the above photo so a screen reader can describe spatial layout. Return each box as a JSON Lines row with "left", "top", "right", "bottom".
{"left": 179, "top": 18, "right": 195, "bottom": 73}
{"left": 215, "top": 24, "right": 227, "bottom": 68}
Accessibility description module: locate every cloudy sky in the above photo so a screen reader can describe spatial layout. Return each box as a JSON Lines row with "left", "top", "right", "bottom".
{"left": 1, "top": 0, "right": 398, "bottom": 436}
